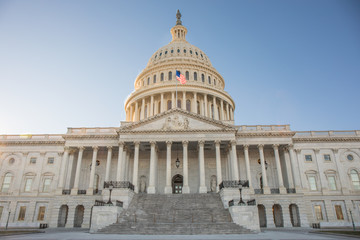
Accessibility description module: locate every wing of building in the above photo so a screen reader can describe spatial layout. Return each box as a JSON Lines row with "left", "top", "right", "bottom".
{"left": 0, "top": 11, "right": 359, "bottom": 232}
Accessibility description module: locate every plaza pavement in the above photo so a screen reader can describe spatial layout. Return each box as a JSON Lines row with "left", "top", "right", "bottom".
{"left": 0, "top": 228, "right": 359, "bottom": 240}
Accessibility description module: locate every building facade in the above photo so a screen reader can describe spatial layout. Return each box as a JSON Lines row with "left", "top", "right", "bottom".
{"left": 1, "top": 12, "right": 360, "bottom": 230}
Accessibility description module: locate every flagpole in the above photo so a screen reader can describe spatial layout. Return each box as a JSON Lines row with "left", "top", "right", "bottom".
{"left": 176, "top": 72, "right": 178, "bottom": 109}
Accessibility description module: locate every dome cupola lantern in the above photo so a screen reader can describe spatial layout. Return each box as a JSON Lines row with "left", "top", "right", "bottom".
{"left": 171, "top": 10, "right": 187, "bottom": 42}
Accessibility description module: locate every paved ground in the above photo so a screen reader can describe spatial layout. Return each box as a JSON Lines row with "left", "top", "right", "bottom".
{"left": 0, "top": 228, "right": 359, "bottom": 240}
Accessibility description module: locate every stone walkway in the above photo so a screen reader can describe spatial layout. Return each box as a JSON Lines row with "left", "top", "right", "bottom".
{"left": 0, "top": 228, "right": 358, "bottom": 240}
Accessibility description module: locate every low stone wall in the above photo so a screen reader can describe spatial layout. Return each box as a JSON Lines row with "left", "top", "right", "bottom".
{"left": 102, "top": 189, "right": 134, "bottom": 209}
{"left": 229, "top": 205, "right": 260, "bottom": 232}
{"left": 90, "top": 206, "right": 123, "bottom": 233}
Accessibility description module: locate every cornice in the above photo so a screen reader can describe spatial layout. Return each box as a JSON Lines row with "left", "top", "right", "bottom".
{"left": 0, "top": 140, "right": 65, "bottom": 146}
{"left": 293, "top": 137, "right": 360, "bottom": 143}
{"left": 63, "top": 135, "right": 118, "bottom": 140}
{"left": 236, "top": 132, "right": 295, "bottom": 138}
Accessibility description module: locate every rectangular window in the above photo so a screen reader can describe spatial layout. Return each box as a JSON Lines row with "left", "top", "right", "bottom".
{"left": 305, "top": 155, "right": 312, "bottom": 161}
{"left": 314, "top": 205, "right": 323, "bottom": 220}
{"left": 335, "top": 205, "right": 344, "bottom": 220}
{"left": 328, "top": 176, "right": 337, "bottom": 190}
{"left": 30, "top": 157, "right": 36, "bottom": 164}
{"left": 18, "top": 206, "right": 26, "bottom": 221}
{"left": 309, "top": 176, "right": 317, "bottom": 190}
{"left": 24, "top": 178, "right": 32, "bottom": 192}
{"left": 324, "top": 154, "right": 331, "bottom": 161}
{"left": 37, "top": 206, "right": 46, "bottom": 221}
{"left": 47, "top": 157, "right": 54, "bottom": 164}
{"left": 43, "top": 179, "right": 51, "bottom": 192}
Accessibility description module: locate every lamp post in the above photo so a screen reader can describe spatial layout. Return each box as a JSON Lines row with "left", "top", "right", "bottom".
{"left": 107, "top": 185, "right": 113, "bottom": 205}
{"left": 5, "top": 211, "right": 10, "bottom": 230}
{"left": 238, "top": 185, "right": 245, "bottom": 206}
{"left": 175, "top": 157, "right": 180, "bottom": 168}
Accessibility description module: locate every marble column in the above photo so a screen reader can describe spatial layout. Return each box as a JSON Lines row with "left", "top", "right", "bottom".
{"left": 226, "top": 103, "right": 230, "bottom": 120}
{"left": 243, "top": 145, "right": 253, "bottom": 189}
{"left": 71, "top": 146, "right": 84, "bottom": 195}
{"left": 117, "top": 142, "right": 124, "bottom": 181}
{"left": 204, "top": 94, "right": 208, "bottom": 117}
{"left": 220, "top": 100, "right": 224, "bottom": 120}
{"left": 160, "top": 93, "right": 164, "bottom": 113}
{"left": 141, "top": 98, "right": 145, "bottom": 120}
{"left": 215, "top": 140, "right": 222, "bottom": 192}
{"left": 132, "top": 142, "right": 140, "bottom": 193}
{"left": 104, "top": 146, "right": 112, "bottom": 182}
{"left": 87, "top": 146, "right": 98, "bottom": 195}
{"left": 182, "top": 141, "right": 190, "bottom": 193}
{"left": 57, "top": 146, "right": 70, "bottom": 193}
{"left": 332, "top": 148, "right": 348, "bottom": 194}
{"left": 213, "top": 97, "right": 219, "bottom": 120}
{"left": 165, "top": 141, "right": 172, "bottom": 194}
{"left": 198, "top": 140, "right": 207, "bottom": 193}
{"left": 172, "top": 92, "right": 175, "bottom": 108}
{"left": 193, "top": 92, "right": 197, "bottom": 114}
{"left": 182, "top": 91, "right": 186, "bottom": 110}
{"left": 258, "top": 144, "right": 270, "bottom": 194}
{"left": 288, "top": 145, "right": 301, "bottom": 191}
{"left": 134, "top": 101, "right": 139, "bottom": 121}
{"left": 148, "top": 141, "right": 157, "bottom": 194}
{"left": 121, "top": 147, "right": 127, "bottom": 181}
{"left": 150, "top": 96, "right": 154, "bottom": 117}
{"left": 273, "top": 144, "right": 286, "bottom": 194}
{"left": 230, "top": 140, "right": 239, "bottom": 180}
{"left": 65, "top": 152, "right": 74, "bottom": 189}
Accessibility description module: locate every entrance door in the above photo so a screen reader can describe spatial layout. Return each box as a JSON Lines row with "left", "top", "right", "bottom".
{"left": 172, "top": 174, "right": 183, "bottom": 194}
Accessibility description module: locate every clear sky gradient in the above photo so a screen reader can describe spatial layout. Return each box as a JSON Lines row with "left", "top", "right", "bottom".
{"left": 0, "top": 0, "right": 359, "bottom": 134}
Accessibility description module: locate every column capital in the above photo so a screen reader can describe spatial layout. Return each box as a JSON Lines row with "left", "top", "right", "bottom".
{"left": 134, "top": 141, "right": 140, "bottom": 147}
{"left": 119, "top": 141, "right": 125, "bottom": 147}
{"left": 78, "top": 146, "right": 85, "bottom": 151}
{"left": 272, "top": 144, "right": 280, "bottom": 150}
{"left": 182, "top": 140, "right": 189, "bottom": 146}
{"left": 150, "top": 141, "right": 156, "bottom": 147}
{"left": 198, "top": 140, "right": 205, "bottom": 147}
{"left": 287, "top": 144, "right": 294, "bottom": 149}
{"left": 243, "top": 144, "right": 249, "bottom": 150}
{"left": 258, "top": 144, "right": 264, "bottom": 149}
{"left": 294, "top": 148, "right": 301, "bottom": 154}
{"left": 92, "top": 146, "right": 99, "bottom": 151}
{"left": 230, "top": 140, "right": 237, "bottom": 146}
{"left": 332, "top": 148, "right": 339, "bottom": 154}
{"left": 314, "top": 148, "right": 320, "bottom": 153}
{"left": 166, "top": 141, "right": 172, "bottom": 147}
{"left": 64, "top": 146, "right": 70, "bottom": 151}
{"left": 214, "top": 140, "right": 221, "bottom": 147}
{"left": 107, "top": 146, "right": 113, "bottom": 150}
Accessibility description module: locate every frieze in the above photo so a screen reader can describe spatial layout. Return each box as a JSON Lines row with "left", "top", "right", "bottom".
{"left": 162, "top": 115, "right": 189, "bottom": 130}
{"left": 293, "top": 137, "right": 360, "bottom": 143}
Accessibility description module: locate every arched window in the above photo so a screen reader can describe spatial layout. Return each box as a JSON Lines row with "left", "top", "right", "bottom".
{"left": 197, "top": 101, "right": 200, "bottom": 114}
{"left": 168, "top": 71, "right": 172, "bottom": 80}
{"left": 1, "top": 173, "right": 13, "bottom": 193}
{"left": 153, "top": 75, "right": 156, "bottom": 83}
{"left": 186, "top": 100, "right": 191, "bottom": 112}
{"left": 194, "top": 72, "right": 197, "bottom": 81}
{"left": 167, "top": 100, "right": 172, "bottom": 110}
{"left": 350, "top": 170, "right": 360, "bottom": 190}
{"left": 201, "top": 74, "right": 205, "bottom": 82}
{"left": 147, "top": 77, "right": 150, "bottom": 85}
{"left": 160, "top": 73, "right": 164, "bottom": 81}
{"left": 208, "top": 76, "right": 211, "bottom": 84}
{"left": 214, "top": 79, "right": 216, "bottom": 85}
{"left": 185, "top": 71, "right": 189, "bottom": 80}
{"left": 177, "top": 100, "right": 181, "bottom": 108}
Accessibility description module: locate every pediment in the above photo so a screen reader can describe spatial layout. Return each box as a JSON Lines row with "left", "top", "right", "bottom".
{"left": 119, "top": 109, "right": 235, "bottom": 133}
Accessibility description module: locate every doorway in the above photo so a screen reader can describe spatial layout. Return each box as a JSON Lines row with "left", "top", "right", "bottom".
{"left": 172, "top": 174, "right": 183, "bottom": 194}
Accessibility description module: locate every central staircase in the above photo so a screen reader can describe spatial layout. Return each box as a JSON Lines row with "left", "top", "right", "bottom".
{"left": 98, "top": 193, "right": 252, "bottom": 234}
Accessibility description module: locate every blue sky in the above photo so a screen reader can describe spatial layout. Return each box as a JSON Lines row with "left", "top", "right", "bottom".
{"left": 0, "top": 0, "right": 359, "bottom": 134}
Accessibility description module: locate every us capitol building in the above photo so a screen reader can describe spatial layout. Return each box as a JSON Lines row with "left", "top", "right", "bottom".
{"left": 0, "top": 11, "right": 359, "bottom": 232}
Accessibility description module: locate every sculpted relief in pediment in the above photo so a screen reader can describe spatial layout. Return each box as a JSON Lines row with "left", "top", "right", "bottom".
{"left": 162, "top": 115, "right": 189, "bottom": 130}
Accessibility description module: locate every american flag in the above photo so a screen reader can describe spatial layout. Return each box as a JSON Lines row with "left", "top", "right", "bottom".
{"left": 176, "top": 71, "right": 186, "bottom": 84}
